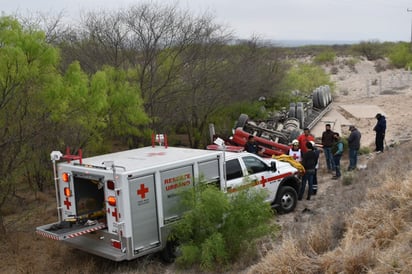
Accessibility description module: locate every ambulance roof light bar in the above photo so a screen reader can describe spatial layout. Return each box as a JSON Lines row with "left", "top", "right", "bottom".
{"left": 151, "top": 133, "right": 168, "bottom": 148}
{"left": 61, "top": 147, "right": 83, "bottom": 164}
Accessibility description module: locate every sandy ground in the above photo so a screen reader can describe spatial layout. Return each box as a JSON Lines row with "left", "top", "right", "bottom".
{"left": 254, "top": 58, "right": 412, "bottom": 269}
{"left": 326, "top": 58, "right": 412, "bottom": 148}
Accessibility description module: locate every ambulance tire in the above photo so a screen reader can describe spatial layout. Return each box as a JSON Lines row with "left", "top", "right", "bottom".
{"left": 274, "top": 186, "right": 298, "bottom": 214}
{"left": 160, "top": 239, "right": 179, "bottom": 263}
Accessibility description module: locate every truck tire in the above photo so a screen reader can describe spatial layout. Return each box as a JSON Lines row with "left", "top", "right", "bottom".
{"left": 317, "top": 87, "right": 327, "bottom": 108}
{"left": 288, "top": 103, "right": 296, "bottom": 118}
{"left": 312, "top": 89, "right": 320, "bottom": 108}
{"left": 274, "top": 186, "right": 298, "bottom": 214}
{"left": 160, "top": 239, "right": 180, "bottom": 263}
{"left": 296, "top": 104, "right": 305, "bottom": 129}
{"left": 288, "top": 129, "right": 301, "bottom": 143}
{"left": 324, "top": 85, "right": 332, "bottom": 105}
{"left": 235, "top": 114, "right": 249, "bottom": 129}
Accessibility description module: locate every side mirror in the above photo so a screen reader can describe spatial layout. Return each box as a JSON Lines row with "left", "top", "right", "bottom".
{"left": 270, "top": 161, "right": 277, "bottom": 172}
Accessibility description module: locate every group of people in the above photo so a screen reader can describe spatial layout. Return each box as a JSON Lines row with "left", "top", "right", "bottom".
{"left": 243, "top": 113, "right": 386, "bottom": 201}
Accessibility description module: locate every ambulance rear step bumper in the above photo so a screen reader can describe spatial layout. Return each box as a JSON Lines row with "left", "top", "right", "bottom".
{"left": 63, "top": 235, "right": 127, "bottom": 261}
{"left": 36, "top": 221, "right": 127, "bottom": 261}
{"left": 36, "top": 221, "right": 107, "bottom": 240}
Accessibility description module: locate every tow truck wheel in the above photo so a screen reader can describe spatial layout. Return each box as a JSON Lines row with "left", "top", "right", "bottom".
{"left": 274, "top": 186, "right": 298, "bottom": 214}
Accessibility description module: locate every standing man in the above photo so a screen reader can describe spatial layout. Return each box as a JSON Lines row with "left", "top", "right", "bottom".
{"left": 310, "top": 141, "right": 320, "bottom": 195}
{"left": 347, "top": 125, "right": 361, "bottom": 171}
{"left": 299, "top": 141, "right": 319, "bottom": 201}
{"left": 244, "top": 135, "right": 259, "bottom": 154}
{"left": 373, "top": 113, "right": 386, "bottom": 153}
{"left": 321, "top": 123, "right": 335, "bottom": 172}
{"left": 297, "top": 127, "right": 315, "bottom": 154}
{"left": 332, "top": 132, "right": 343, "bottom": 180}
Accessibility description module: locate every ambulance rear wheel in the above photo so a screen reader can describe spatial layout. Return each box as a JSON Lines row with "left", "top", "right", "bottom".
{"left": 160, "top": 239, "right": 180, "bottom": 263}
{"left": 274, "top": 186, "right": 298, "bottom": 214}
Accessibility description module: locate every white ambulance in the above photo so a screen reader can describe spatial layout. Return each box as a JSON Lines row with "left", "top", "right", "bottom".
{"left": 36, "top": 144, "right": 300, "bottom": 262}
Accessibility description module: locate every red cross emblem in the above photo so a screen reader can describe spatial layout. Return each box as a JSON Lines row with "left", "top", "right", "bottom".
{"left": 292, "top": 153, "right": 298, "bottom": 160}
{"left": 147, "top": 152, "right": 166, "bottom": 157}
{"left": 111, "top": 208, "right": 118, "bottom": 222}
{"left": 64, "top": 197, "right": 72, "bottom": 209}
{"left": 137, "top": 184, "right": 149, "bottom": 199}
{"left": 260, "top": 176, "right": 268, "bottom": 187}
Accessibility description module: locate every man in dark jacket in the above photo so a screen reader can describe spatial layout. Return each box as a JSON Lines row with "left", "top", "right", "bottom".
{"left": 332, "top": 132, "right": 343, "bottom": 179}
{"left": 321, "top": 123, "right": 335, "bottom": 172}
{"left": 244, "top": 135, "right": 259, "bottom": 154}
{"left": 347, "top": 125, "right": 361, "bottom": 171}
{"left": 299, "top": 141, "right": 319, "bottom": 200}
{"left": 373, "top": 113, "right": 386, "bottom": 153}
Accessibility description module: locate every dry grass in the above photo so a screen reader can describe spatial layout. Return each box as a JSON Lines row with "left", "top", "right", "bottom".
{"left": 249, "top": 141, "right": 412, "bottom": 274}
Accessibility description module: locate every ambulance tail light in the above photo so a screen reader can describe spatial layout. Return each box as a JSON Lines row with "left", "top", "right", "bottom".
{"left": 107, "top": 180, "right": 115, "bottom": 190}
{"left": 62, "top": 172, "right": 70, "bottom": 182}
{"left": 111, "top": 239, "right": 121, "bottom": 249}
{"left": 64, "top": 187, "right": 71, "bottom": 197}
{"left": 108, "top": 196, "right": 116, "bottom": 206}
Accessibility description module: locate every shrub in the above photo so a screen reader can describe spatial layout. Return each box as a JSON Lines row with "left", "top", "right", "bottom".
{"left": 374, "top": 60, "right": 387, "bottom": 72}
{"left": 343, "top": 58, "right": 359, "bottom": 72}
{"left": 340, "top": 88, "right": 349, "bottom": 96}
{"left": 359, "top": 146, "right": 370, "bottom": 155}
{"left": 172, "top": 184, "right": 274, "bottom": 271}
{"left": 342, "top": 171, "right": 355, "bottom": 185}
{"left": 280, "top": 63, "right": 333, "bottom": 95}
{"left": 314, "top": 50, "right": 336, "bottom": 64}
{"left": 330, "top": 66, "right": 339, "bottom": 75}
{"left": 351, "top": 40, "right": 385, "bottom": 61}
{"left": 388, "top": 42, "right": 412, "bottom": 69}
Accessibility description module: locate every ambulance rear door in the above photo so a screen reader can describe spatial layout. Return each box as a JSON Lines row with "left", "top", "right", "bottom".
{"left": 128, "top": 174, "right": 160, "bottom": 254}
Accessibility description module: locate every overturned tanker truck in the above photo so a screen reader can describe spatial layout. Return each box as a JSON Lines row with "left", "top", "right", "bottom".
{"left": 209, "top": 85, "right": 333, "bottom": 157}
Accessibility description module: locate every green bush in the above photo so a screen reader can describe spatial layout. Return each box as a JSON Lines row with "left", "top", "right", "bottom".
{"left": 359, "top": 146, "right": 371, "bottom": 155}
{"left": 388, "top": 42, "right": 412, "bottom": 69}
{"left": 342, "top": 171, "right": 355, "bottom": 186}
{"left": 280, "top": 63, "right": 333, "bottom": 95}
{"left": 313, "top": 50, "right": 336, "bottom": 64}
{"left": 351, "top": 40, "right": 385, "bottom": 61}
{"left": 172, "top": 184, "right": 275, "bottom": 271}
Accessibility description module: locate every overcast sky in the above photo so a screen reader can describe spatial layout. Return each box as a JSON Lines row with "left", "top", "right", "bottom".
{"left": 2, "top": 0, "right": 412, "bottom": 42}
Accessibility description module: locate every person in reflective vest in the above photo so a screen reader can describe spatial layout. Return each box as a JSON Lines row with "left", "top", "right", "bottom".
{"left": 288, "top": 139, "right": 302, "bottom": 162}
